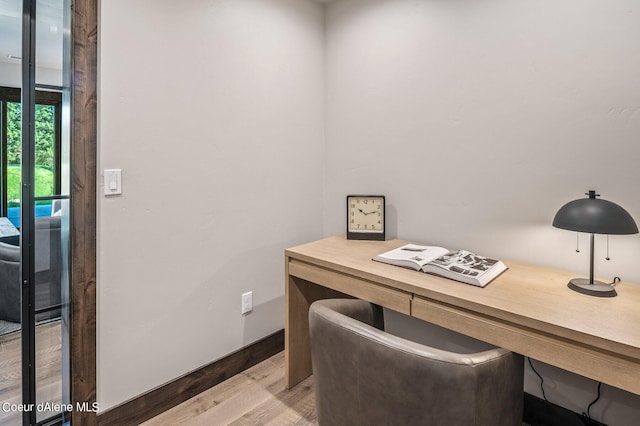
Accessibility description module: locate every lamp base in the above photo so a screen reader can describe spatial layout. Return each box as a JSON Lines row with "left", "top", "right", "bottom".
{"left": 567, "top": 278, "right": 617, "bottom": 298}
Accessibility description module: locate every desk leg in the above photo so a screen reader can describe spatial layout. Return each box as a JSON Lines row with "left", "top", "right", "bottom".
{"left": 285, "top": 270, "right": 349, "bottom": 389}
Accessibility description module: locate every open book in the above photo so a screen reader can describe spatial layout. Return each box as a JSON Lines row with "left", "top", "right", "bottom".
{"left": 373, "top": 244, "right": 507, "bottom": 287}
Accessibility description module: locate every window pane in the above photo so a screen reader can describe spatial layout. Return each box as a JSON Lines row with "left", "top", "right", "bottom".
{"left": 0, "top": 2, "right": 21, "bottom": 425}
{"left": 7, "top": 102, "right": 21, "bottom": 222}
{"left": 35, "top": 0, "right": 69, "bottom": 422}
{"left": 5, "top": 101, "right": 57, "bottom": 228}
{"left": 35, "top": 103, "right": 56, "bottom": 198}
{"left": 35, "top": 311, "right": 64, "bottom": 421}
{"left": 36, "top": 0, "right": 64, "bottom": 87}
{"left": 35, "top": 203, "right": 65, "bottom": 423}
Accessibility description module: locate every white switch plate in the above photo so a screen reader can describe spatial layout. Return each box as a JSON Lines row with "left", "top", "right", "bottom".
{"left": 104, "top": 169, "right": 122, "bottom": 196}
{"left": 242, "top": 291, "right": 253, "bottom": 314}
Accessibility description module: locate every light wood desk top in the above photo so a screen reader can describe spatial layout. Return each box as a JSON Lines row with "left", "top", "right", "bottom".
{"left": 285, "top": 235, "right": 640, "bottom": 395}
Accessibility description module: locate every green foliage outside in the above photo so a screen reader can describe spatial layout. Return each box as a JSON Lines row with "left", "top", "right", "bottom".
{"left": 7, "top": 102, "right": 55, "bottom": 167}
{"left": 6, "top": 165, "right": 54, "bottom": 207}
{"left": 5, "top": 102, "right": 56, "bottom": 207}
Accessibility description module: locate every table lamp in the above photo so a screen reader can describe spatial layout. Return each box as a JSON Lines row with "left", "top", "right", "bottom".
{"left": 552, "top": 190, "right": 638, "bottom": 297}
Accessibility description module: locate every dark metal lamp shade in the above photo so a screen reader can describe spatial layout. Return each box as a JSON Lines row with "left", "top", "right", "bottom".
{"left": 552, "top": 190, "right": 638, "bottom": 298}
{"left": 553, "top": 191, "right": 638, "bottom": 235}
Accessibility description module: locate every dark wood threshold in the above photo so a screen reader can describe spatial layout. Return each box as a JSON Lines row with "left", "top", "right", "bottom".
{"left": 97, "top": 329, "right": 284, "bottom": 426}
{"left": 523, "top": 392, "right": 606, "bottom": 426}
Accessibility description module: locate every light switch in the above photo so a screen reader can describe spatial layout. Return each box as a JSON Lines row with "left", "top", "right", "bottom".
{"left": 109, "top": 174, "right": 117, "bottom": 190}
{"left": 104, "top": 169, "right": 122, "bottom": 196}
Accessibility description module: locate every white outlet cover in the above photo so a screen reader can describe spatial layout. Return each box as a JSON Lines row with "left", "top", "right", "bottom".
{"left": 242, "top": 291, "right": 253, "bottom": 314}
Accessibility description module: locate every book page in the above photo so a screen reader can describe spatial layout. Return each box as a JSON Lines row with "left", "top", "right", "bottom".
{"left": 428, "top": 250, "right": 499, "bottom": 277}
{"left": 374, "top": 244, "right": 449, "bottom": 269}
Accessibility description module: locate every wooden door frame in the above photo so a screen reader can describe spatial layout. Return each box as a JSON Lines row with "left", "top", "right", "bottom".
{"left": 70, "top": 0, "right": 98, "bottom": 424}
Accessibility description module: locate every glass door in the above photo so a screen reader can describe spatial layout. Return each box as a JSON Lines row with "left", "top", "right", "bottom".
{"left": 0, "top": 0, "right": 70, "bottom": 425}
{"left": 33, "top": 2, "right": 70, "bottom": 422}
{"left": 0, "top": 2, "right": 25, "bottom": 425}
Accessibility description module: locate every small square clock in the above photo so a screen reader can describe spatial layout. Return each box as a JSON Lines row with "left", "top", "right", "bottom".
{"left": 346, "top": 195, "right": 385, "bottom": 241}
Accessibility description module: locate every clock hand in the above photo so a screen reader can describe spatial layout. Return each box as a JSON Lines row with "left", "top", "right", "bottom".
{"left": 358, "top": 208, "right": 378, "bottom": 215}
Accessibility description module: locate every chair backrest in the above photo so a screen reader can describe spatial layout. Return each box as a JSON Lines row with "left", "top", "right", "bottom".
{"left": 309, "top": 298, "right": 523, "bottom": 426}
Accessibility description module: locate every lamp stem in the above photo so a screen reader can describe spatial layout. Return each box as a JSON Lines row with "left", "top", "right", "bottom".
{"left": 589, "top": 233, "right": 595, "bottom": 284}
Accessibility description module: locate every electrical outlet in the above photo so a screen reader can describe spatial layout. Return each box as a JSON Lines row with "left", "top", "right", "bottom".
{"left": 242, "top": 291, "right": 253, "bottom": 314}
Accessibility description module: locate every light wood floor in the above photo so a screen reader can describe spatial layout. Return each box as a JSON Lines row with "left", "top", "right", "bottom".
{"left": 145, "top": 352, "right": 531, "bottom": 426}
{"left": 0, "top": 321, "right": 63, "bottom": 426}
{"left": 143, "top": 352, "right": 317, "bottom": 426}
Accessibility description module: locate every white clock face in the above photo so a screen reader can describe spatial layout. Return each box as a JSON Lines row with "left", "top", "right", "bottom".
{"left": 348, "top": 197, "right": 384, "bottom": 233}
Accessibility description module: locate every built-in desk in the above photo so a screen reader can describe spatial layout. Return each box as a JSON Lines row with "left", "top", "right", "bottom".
{"left": 285, "top": 235, "right": 640, "bottom": 395}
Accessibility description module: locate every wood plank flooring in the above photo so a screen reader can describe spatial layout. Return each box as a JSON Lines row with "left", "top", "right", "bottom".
{"left": 144, "top": 351, "right": 531, "bottom": 426}
{"left": 0, "top": 321, "right": 63, "bottom": 426}
{"left": 143, "top": 352, "right": 317, "bottom": 426}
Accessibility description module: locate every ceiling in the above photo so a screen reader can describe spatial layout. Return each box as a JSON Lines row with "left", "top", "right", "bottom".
{"left": 0, "top": 0, "right": 64, "bottom": 70}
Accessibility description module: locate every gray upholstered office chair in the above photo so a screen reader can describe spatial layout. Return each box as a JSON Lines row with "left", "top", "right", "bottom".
{"left": 309, "top": 299, "right": 524, "bottom": 426}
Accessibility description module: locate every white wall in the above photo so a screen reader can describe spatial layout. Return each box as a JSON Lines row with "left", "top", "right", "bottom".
{"left": 98, "top": 0, "right": 324, "bottom": 410}
{"left": 98, "top": 0, "right": 640, "bottom": 420}
{"left": 323, "top": 1, "right": 640, "bottom": 425}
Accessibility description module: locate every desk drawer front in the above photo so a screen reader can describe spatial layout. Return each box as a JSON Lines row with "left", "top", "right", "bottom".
{"left": 412, "top": 296, "right": 640, "bottom": 395}
{"left": 288, "top": 260, "right": 411, "bottom": 315}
